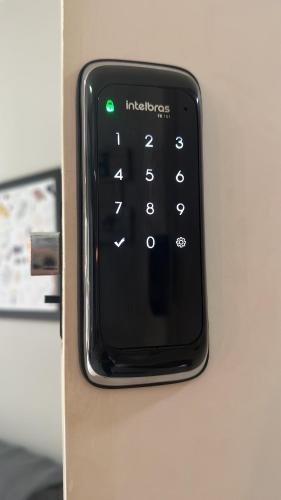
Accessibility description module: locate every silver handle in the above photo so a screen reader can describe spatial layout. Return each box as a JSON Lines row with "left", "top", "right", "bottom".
{"left": 31, "top": 232, "right": 61, "bottom": 276}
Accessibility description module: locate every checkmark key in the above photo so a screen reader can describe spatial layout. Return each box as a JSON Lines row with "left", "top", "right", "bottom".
{"left": 114, "top": 237, "right": 125, "bottom": 248}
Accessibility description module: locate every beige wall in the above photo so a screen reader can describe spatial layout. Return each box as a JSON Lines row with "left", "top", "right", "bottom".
{"left": 0, "top": 0, "right": 62, "bottom": 461}
{"left": 63, "top": 0, "right": 281, "bottom": 498}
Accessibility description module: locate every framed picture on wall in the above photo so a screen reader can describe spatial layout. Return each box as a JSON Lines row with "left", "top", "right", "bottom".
{"left": 0, "top": 169, "right": 61, "bottom": 320}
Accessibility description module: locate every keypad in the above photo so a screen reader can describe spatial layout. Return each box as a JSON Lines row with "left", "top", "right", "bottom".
{"left": 97, "top": 84, "right": 203, "bottom": 349}
{"left": 99, "top": 133, "right": 189, "bottom": 250}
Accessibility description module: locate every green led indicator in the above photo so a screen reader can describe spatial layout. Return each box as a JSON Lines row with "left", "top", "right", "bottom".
{"left": 105, "top": 99, "right": 115, "bottom": 113}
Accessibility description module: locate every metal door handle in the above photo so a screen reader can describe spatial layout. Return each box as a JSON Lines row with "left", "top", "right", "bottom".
{"left": 31, "top": 232, "right": 61, "bottom": 276}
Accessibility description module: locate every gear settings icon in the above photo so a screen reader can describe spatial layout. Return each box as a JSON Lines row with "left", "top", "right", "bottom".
{"left": 176, "top": 237, "right": 187, "bottom": 248}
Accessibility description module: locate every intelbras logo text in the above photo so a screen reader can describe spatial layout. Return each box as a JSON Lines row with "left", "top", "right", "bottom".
{"left": 126, "top": 100, "right": 171, "bottom": 114}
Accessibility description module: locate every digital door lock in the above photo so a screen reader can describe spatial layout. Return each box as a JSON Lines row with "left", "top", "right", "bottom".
{"left": 31, "top": 60, "right": 208, "bottom": 388}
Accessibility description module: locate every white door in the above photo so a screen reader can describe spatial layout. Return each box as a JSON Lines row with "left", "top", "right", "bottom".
{"left": 62, "top": 1, "right": 281, "bottom": 499}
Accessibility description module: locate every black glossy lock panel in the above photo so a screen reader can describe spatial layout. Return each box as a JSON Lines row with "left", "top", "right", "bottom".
{"left": 97, "top": 85, "right": 203, "bottom": 348}
{"left": 79, "top": 61, "right": 208, "bottom": 386}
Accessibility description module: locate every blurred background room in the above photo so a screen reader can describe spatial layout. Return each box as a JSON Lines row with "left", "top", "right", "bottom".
{"left": 0, "top": 0, "right": 62, "bottom": 498}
